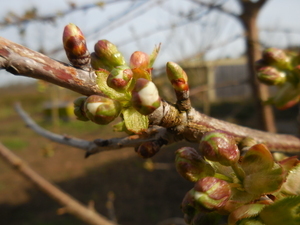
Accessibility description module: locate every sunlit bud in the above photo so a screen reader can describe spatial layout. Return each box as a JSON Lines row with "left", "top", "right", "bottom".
{"left": 272, "top": 82, "right": 300, "bottom": 109}
{"left": 131, "top": 78, "right": 161, "bottom": 115}
{"left": 94, "top": 40, "right": 126, "bottom": 70}
{"left": 199, "top": 130, "right": 240, "bottom": 166}
{"left": 130, "top": 51, "right": 150, "bottom": 69}
{"left": 84, "top": 95, "right": 121, "bottom": 125}
{"left": 135, "top": 140, "right": 164, "bottom": 158}
{"left": 193, "top": 177, "right": 231, "bottom": 210}
{"left": 63, "top": 23, "right": 90, "bottom": 69}
{"left": 257, "top": 66, "right": 286, "bottom": 85}
{"left": 175, "top": 147, "right": 215, "bottom": 182}
{"left": 107, "top": 66, "right": 133, "bottom": 91}
{"left": 166, "top": 61, "right": 189, "bottom": 92}
{"left": 262, "top": 48, "right": 290, "bottom": 69}
{"left": 73, "top": 96, "right": 89, "bottom": 121}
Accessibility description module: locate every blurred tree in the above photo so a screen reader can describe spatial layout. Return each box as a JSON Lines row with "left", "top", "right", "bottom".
{"left": 191, "top": 0, "right": 275, "bottom": 132}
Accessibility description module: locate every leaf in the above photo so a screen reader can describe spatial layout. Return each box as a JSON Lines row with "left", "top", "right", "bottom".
{"left": 243, "top": 164, "right": 284, "bottom": 196}
{"left": 228, "top": 204, "right": 266, "bottom": 225}
{"left": 280, "top": 163, "right": 300, "bottom": 196}
{"left": 259, "top": 196, "right": 300, "bottom": 225}
{"left": 149, "top": 43, "right": 161, "bottom": 67}
{"left": 123, "top": 107, "right": 149, "bottom": 134}
{"left": 240, "top": 144, "right": 274, "bottom": 175}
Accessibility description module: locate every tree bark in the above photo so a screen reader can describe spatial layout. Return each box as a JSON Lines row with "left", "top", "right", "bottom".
{"left": 239, "top": 0, "right": 276, "bottom": 132}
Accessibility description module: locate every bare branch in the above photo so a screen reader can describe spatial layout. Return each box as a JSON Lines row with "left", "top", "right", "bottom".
{"left": 189, "top": 0, "right": 239, "bottom": 19}
{"left": 0, "top": 36, "right": 100, "bottom": 96}
{"left": 0, "top": 142, "right": 115, "bottom": 225}
{"left": 14, "top": 103, "right": 171, "bottom": 157}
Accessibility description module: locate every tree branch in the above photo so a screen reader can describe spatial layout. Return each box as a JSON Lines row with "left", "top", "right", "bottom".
{"left": 0, "top": 37, "right": 100, "bottom": 96}
{"left": 189, "top": 0, "right": 239, "bottom": 19}
{"left": 3, "top": 37, "right": 300, "bottom": 155}
{"left": 14, "top": 103, "right": 172, "bottom": 157}
{"left": 0, "top": 142, "right": 115, "bottom": 225}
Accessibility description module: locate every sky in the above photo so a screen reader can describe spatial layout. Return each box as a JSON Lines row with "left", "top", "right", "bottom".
{"left": 0, "top": 0, "right": 300, "bottom": 86}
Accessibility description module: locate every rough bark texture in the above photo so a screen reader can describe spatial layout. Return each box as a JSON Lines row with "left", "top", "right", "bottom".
{"left": 1, "top": 36, "right": 300, "bottom": 154}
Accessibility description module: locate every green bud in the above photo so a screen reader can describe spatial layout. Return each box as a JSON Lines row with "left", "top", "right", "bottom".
{"left": 130, "top": 51, "right": 150, "bottom": 69}
{"left": 73, "top": 96, "right": 89, "bottom": 121}
{"left": 199, "top": 130, "right": 240, "bottom": 166}
{"left": 84, "top": 95, "right": 121, "bottom": 125}
{"left": 63, "top": 23, "right": 90, "bottom": 70}
{"left": 193, "top": 177, "right": 231, "bottom": 210}
{"left": 175, "top": 147, "right": 215, "bottom": 182}
{"left": 94, "top": 40, "right": 126, "bottom": 70}
{"left": 166, "top": 61, "right": 189, "bottom": 92}
{"left": 131, "top": 78, "right": 161, "bottom": 115}
{"left": 262, "top": 48, "right": 290, "bottom": 69}
{"left": 107, "top": 66, "right": 133, "bottom": 92}
{"left": 90, "top": 52, "right": 105, "bottom": 70}
{"left": 257, "top": 66, "right": 286, "bottom": 85}
{"left": 271, "top": 82, "right": 300, "bottom": 109}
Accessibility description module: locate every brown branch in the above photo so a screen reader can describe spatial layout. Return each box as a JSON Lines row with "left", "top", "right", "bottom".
{"left": 0, "top": 142, "right": 115, "bottom": 225}
{"left": 2, "top": 37, "right": 300, "bottom": 154}
{"left": 0, "top": 36, "right": 100, "bottom": 96}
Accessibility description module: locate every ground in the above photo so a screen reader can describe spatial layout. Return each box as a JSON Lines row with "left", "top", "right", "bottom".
{"left": 0, "top": 84, "right": 298, "bottom": 225}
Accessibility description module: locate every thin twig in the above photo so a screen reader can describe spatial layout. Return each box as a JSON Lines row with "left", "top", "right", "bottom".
{"left": 14, "top": 103, "right": 170, "bottom": 157}
{"left": 0, "top": 142, "right": 115, "bottom": 225}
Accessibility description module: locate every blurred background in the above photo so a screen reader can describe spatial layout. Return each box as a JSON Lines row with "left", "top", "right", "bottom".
{"left": 0, "top": 0, "right": 300, "bottom": 224}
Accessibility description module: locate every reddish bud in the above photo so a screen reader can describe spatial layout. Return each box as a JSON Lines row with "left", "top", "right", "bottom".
{"left": 199, "top": 130, "right": 240, "bottom": 166}
{"left": 257, "top": 66, "right": 286, "bottom": 85}
{"left": 193, "top": 177, "right": 231, "bottom": 210}
{"left": 63, "top": 23, "right": 90, "bottom": 69}
{"left": 130, "top": 51, "right": 150, "bottom": 69}
{"left": 175, "top": 147, "right": 215, "bottom": 182}
{"left": 107, "top": 66, "right": 133, "bottom": 91}
{"left": 262, "top": 48, "right": 290, "bottom": 69}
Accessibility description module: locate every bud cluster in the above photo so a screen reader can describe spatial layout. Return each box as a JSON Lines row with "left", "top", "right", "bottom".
{"left": 255, "top": 47, "right": 300, "bottom": 109}
{"left": 176, "top": 131, "right": 300, "bottom": 224}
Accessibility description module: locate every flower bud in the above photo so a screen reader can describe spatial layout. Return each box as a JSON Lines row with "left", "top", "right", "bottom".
{"left": 90, "top": 52, "right": 105, "bottom": 70}
{"left": 175, "top": 147, "right": 215, "bottom": 182}
{"left": 73, "top": 96, "right": 89, "bottom": 121}
{"left": 63, "top": 23, "right": 90, "bottom": 70}
{"left": 262, "top": 48, "right": 290, "bottom": 69}
{"left": 131, "top": 78, "right": 161, "bottom": 115}
{"left": 84, "top": 95, "right": 121, "bottom": 125}
{"left": 107, "top": 66, "right": 133, "bottom": 91}
{"left": 271, "top": 82, "right": 300, "bottom": 109}
{"left": 166, "top": 61, "right": 189, "bottom": 93}
{"left": 257, "top": 66, "right": 286, "bottom": 85}
{"left": 135, "top": 140, "right": 162, "bottom": 158}
{"left": 130, "top": 51, "right": 150, "bottom": 69}
{"left": 199, "top": 130, "right": 240, "bottom": 166}
{"left": 193, "top": 177, "right": 231, "bottom": 210}
{"left": 94, "top": 40, "right": 126, "bottom": 70}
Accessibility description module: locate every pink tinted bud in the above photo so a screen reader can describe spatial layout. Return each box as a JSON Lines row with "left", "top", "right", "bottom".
{"left": 130, "top": 51, "right": 150, "bottom": 69}
{"left": 193, "top": 177, "right": 231, "bottom": 210}
{"left": 199, "top": 130, "right": 240, "bottom": 166}
{"left": 175, "top": 147, "right": 215, "bottom": 182}
{"left": 63, "top": 23, "right": 90, "bottom": 69}
{"left": 107, "top": 66, "right": 133, "bottom": 92}
{"left": 257, "top": 66, "right": 286, "bottom": 85}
